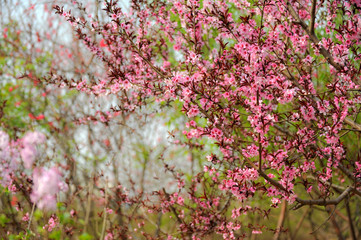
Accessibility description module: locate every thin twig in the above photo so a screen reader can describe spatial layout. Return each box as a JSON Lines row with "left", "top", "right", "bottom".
{"left": 324, "top": 206, "right": 345, "bottom": 240}
{"left": 100, "top": 178, "right": 108, "bottom": 240}
{"left": 346, "top": 199, "right": 357, "bottom": 240}
{"left": 273, "top": 200, "right": 287, "bottom": 240}
{"left": 84, "top": 175, "right": 94, "bottom": 233}
{"left": 310, "top": 205, "right": 338, "bottom": 235}
{"left": 292, "top": 207, "right": 310, "bottom": 239}
{"left": 27, "top": 203, "right": 36, "bottom": 231}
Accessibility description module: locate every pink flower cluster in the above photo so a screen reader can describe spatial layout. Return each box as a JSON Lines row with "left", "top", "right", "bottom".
{"left": 220, "top": 168, "right": 259, "bottom": 201}
{"left": 31, "top": 167, "right": 68, "bottom": 210}
{"left": 43, "top": 216, "right": 58, "bottom": 232}
{"left": 20, "top": 131, "right": 46, "bottom": 169}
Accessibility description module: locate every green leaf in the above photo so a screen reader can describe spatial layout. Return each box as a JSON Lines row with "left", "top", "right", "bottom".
{"left": 59, "top": 212, "right": 71, "bottom": 224}
{"left": 34, "top": 209, "right": 43, "bottom": 221}
{"left": 79, "top": 233, "right": 93, "bottom": 240}
{"left": 49, "top": 230, "right": 62, "bottom": 240}
{"left": 0, "top": 214, "right": 10, "bottom": 227}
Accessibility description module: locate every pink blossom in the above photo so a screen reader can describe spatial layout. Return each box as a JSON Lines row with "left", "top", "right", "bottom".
{"left": 20, "top": 132, "right": 46, "bottom": 169}
{"left": 0, "top": 131, "right": 9, "bottom": 149}
{"left": 43, "top": 217, "right": 58, "bottom": 232}
{"left": 22, "top": 213, "right": 29, "bottom": 222}
{"left": 187, "top": 106, "right": 200, "bottom": 118}
{"left": 70, "top": 209, "right": 76, "bottom": 217}
{"left": 20, "top": 145, "right": 37, "bottom": 169}
{"left": 105, "top": 233, "right": 114, "bottom": 240}
{"left": 210, "top": 128, "right": 223, "bottom": 139}
{"left": 31, "top": 167, "right": 68, "bottom": 210}
{"left": 22, "top": 131, "right": 46, "bottom": 146}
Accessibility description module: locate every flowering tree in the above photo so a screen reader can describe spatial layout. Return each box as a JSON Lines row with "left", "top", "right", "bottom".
{"left": 47, "top": 0, "right": 361, "bottom": 238}
{"left": 3, "top": 0, "right": 361, "bottom": 239}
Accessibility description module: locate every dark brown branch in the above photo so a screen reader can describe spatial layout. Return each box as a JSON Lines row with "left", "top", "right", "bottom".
{"left": 293, "top": 187, "right": 353, "bottom": 210}
{"left": 346, "top": 200, "right": 357, "bottom": 240}
{"left": 309, "top": 0, "right": 317, "bottom": 34}
{"left": 258, "top": 170, "right": 288, "bottom": 192}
